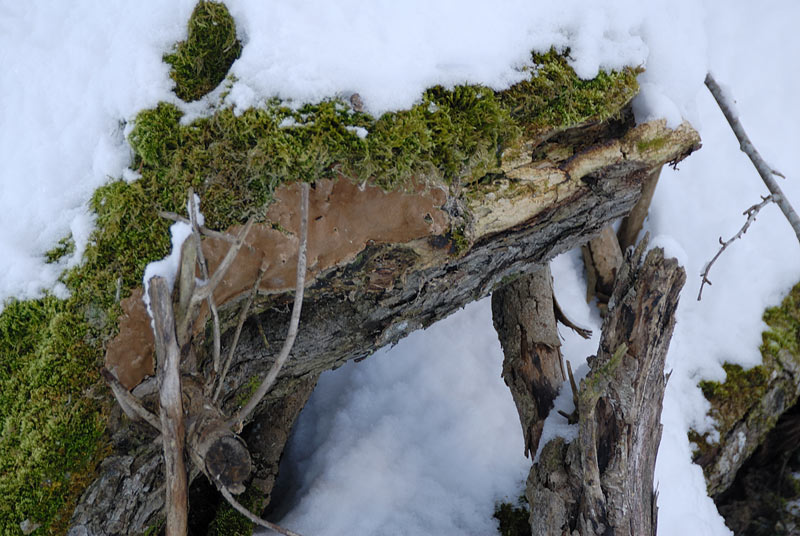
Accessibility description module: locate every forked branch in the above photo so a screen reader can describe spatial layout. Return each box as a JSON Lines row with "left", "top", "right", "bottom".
{"left": 698, "top": 73, "right": 800, "bottom": 299}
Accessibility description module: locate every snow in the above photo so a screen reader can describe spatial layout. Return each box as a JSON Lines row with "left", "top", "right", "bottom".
{"left": 1, "top": 1, "right": 799, "bottom": 535}
{"left": 141, "top": 194, "right": 204, "bottom": 319}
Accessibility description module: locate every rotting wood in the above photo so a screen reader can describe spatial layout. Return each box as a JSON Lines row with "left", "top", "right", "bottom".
{"left": 617, "top": 167, "right": 661, "bottom": 252}
{"left": 71, "top": 116, "right": 700, "bottom": 536}
{"left": 527, "top": 240, "right": 686, "bottom": 536}
{"left": 581, "top": 226, "right": 623, "bottom": 309}
{"left": 492, "top": 265, "right": 565, "bottom": 458}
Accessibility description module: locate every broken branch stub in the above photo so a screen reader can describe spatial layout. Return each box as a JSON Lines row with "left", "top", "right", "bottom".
{"left": 492, "top": 264, "right": 565, "bottom": 458}
{"left": 527, "top": 241, "right": 686, "bottom": 536}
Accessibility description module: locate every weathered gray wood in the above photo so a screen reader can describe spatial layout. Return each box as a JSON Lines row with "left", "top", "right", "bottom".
{"left": 149, "top": 276, "right": 189, "bottom": 536}
{"left": 492, "top": 265, "right": 565, "bottom": 458}
{"left": 528, "top": 243, "right": 686, "bottom": 536}
{"left": 581, "top": 226, "right": 623, "bottom": 308}
{"left": 617, "top": 167, "right": 661, "bottom": 252}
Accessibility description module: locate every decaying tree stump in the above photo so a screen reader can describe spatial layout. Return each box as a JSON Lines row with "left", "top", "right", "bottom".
{"left": 520, "top": 242, "right": 685, "bottom": 536}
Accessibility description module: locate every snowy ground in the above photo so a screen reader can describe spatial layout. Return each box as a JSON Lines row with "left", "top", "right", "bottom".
{"left": 2, "top": 1, "right": 799, "bottom": 535}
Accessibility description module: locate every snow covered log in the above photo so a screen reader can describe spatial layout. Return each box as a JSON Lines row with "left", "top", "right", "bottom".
{"left": 527, "top": 243, "right": 686, "bottom": 536}
{"left": 69, "top": 112, "right": 699, "bottom": 533}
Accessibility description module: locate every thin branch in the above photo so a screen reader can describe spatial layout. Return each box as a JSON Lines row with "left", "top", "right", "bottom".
{"left": 697, "top": 196, "right": 773, "bottom": 300}
{"left": 191, "top": 217, "right": 255, "bottom": 306}
{"left": 553, "top": 295, "right": 592, "bottom": 340}
{"left": 213, "top": 260, "right": 268, "bottom": 404}
{"left": 705, "top": 73, "right": 800, "bottom": 243}
{"left": 218, "top": 486, "right": 305, "bottom": 536}
{"left": 229, "top": 183, "right": 309, "bottom": 428}
{"left": 557, "top": 360, "right": 580, "bottom": 425}
{"left": 187, "top": 192, "right": 222, "bottom": 377}
{"left": 158, "top": 210, "right": 238, "bottom": 244}
{"left": 101, "top": 368, "right": 162, "bottom": 432}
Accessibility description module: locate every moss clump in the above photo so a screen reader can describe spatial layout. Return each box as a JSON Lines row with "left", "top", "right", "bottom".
{"left": 500, "top": 49, "right": 641, "bottom": 136}
{"left": 636, "top": 135, "right": 670, "bottom": 154}
{"left": 44, "top": 235, "right": 75, "bottom": 264}
{"left": 761, "top": 281, "right": 800, "bottom": 365}
{"left": 691, "top": 281, "right": 800, "bottom": 465}
{"left": 207, "top": 486, "right": 266, "bottom": 536}
{"left": 493, "top": 497, "right": 531, "bottom": 536}
{"left": 0, "top": 296, "right": 108, "bottom": 535}
{"left": 164, "top": 1, "right": 242, "bottom": 102}
{"left": 699, "top": 363, "right": 770, "bottom": 433}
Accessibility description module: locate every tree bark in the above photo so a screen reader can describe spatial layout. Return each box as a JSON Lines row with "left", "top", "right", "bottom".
{"left": 617, "top": 167, "right": 661, "bottom": 252}
{"left": 492, "top": 265, "right": 565, "bottom": 458}
{"left": 527, "top": 243, "right": 686, "bottom": 536}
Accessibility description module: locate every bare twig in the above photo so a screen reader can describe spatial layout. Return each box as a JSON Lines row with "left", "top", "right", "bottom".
{"left": 187, "top": 192, "right": 222, "bottom": 377}
{"left": 553, "top": 295, "right": 592, "bottom": 340}
{"left": 213, "top": 260, "right": 268, "bottom": 404}
{"left": 557, "top": 360, "right": 581, "bottom": 425}
{"left": 158, "top": 210, "right": 238, "bottom": 244}
{"left": 101, "top": 368, "right": 162, "bottom": 432}
{"left": 697, "top": 196, "right": 773, "bottom": 300}
{"left": 218, "top": 486, "right": 304, "bottom": 536}
{"left": 191, "top": 217, "right": 255, "bottom": 306}
{"left": 229, "top": 183, "right": 309, "bottom": 428}
{"left": 705, "top": 73, "right": 800, "bottom": 243}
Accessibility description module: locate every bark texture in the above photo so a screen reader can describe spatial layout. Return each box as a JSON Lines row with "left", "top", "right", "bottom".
{"left": 527, "top": 244, "right": 686, "bottom": 536}
{"left": 492, "top": 265, "right": 565, "bottom": 458}
{"left": 71, "top": 114, "right": 699, "bottom": 534}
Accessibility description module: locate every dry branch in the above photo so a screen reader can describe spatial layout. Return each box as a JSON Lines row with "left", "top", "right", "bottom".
{"left": 100, "top": 367, "right": 162, "bottom": 432}
{"left": 219, "top": 487, "right": 304, "bottom": 536}
{"left": 213, "top": 260, "right": 268, "bottom": 403}
{"left": 492, "top": 264, "right": 566, "bottom": 458}
{"left": 188, "top": 191, "right": 222, "bottom": 377}
{"left": 149, "top": 276, "right": 188, "bottom": 536}
{"left": 705, "top": 73, "right": 800, "bottom": 243}
{"left": 158, "top": 210, "right": 238, "bottom": 244}
{"left": 697, "top": 195, "right": 774, "bottom": 300}
{"left": 229, "top": 182, "right": 310, "bottom": 429}
{"left": 191, "top": 217, "right": 255, "bottom": 306}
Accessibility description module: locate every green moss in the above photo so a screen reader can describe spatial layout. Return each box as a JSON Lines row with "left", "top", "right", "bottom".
{"left": 699, "top": 363, "right": 770, "bottom": 433}
{"left": 164, "top": 1, "right": 242, "bottom": 102}
{"left": 493, "top": 496, "right": 531, "bottom": 536}
{"left": 207, "top": 486, "right": 266, "bottom": 536}
{"left": 761, "top": 281, "right": 800, "bottom": 365}
{"left": 636, "top": 135, "right": 670, "bottom": 154}
{"left": 0, "top": 297, "right": 108, "bottom": 535}
{"left": 44, "top": 235, "right": 75, "bottom": 264}
{"left": 500, "top": 48, "right": 641, "bottom": 136}
{"left": 691, "top": 281, "right": 800, "bottom": 462}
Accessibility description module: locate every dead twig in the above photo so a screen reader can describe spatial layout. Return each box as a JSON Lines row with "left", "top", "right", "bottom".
{"left": 187, "top": 192, "right": 222, "bottom": 378}
{"left": 697, "top": 196, "right": 773, "bottom": 300}
{"left": 705, "top": 73, "right": 800, "bottom": 243}
{"left": 213, "top": 260, "right": 268, "bottom": 404}
{"left": 218, "top": 486, "right": 304, "bottom": 536}
{"left": 553, "top": 295, "right": 592, "bottom": 340}
{"left": 191, "top": 217, "right": 255, "bottom": 307}
{"left": 557, "top": 360, "right": 580, "bottom": 424}
{"left": 229, "top": 183, "right": 309, "bottom": 428}
{"left": 158, "top": 210, "right": 238, "bottom": 244}
{"left": 101, "top": 368, "right": 162, "bottom": 432}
